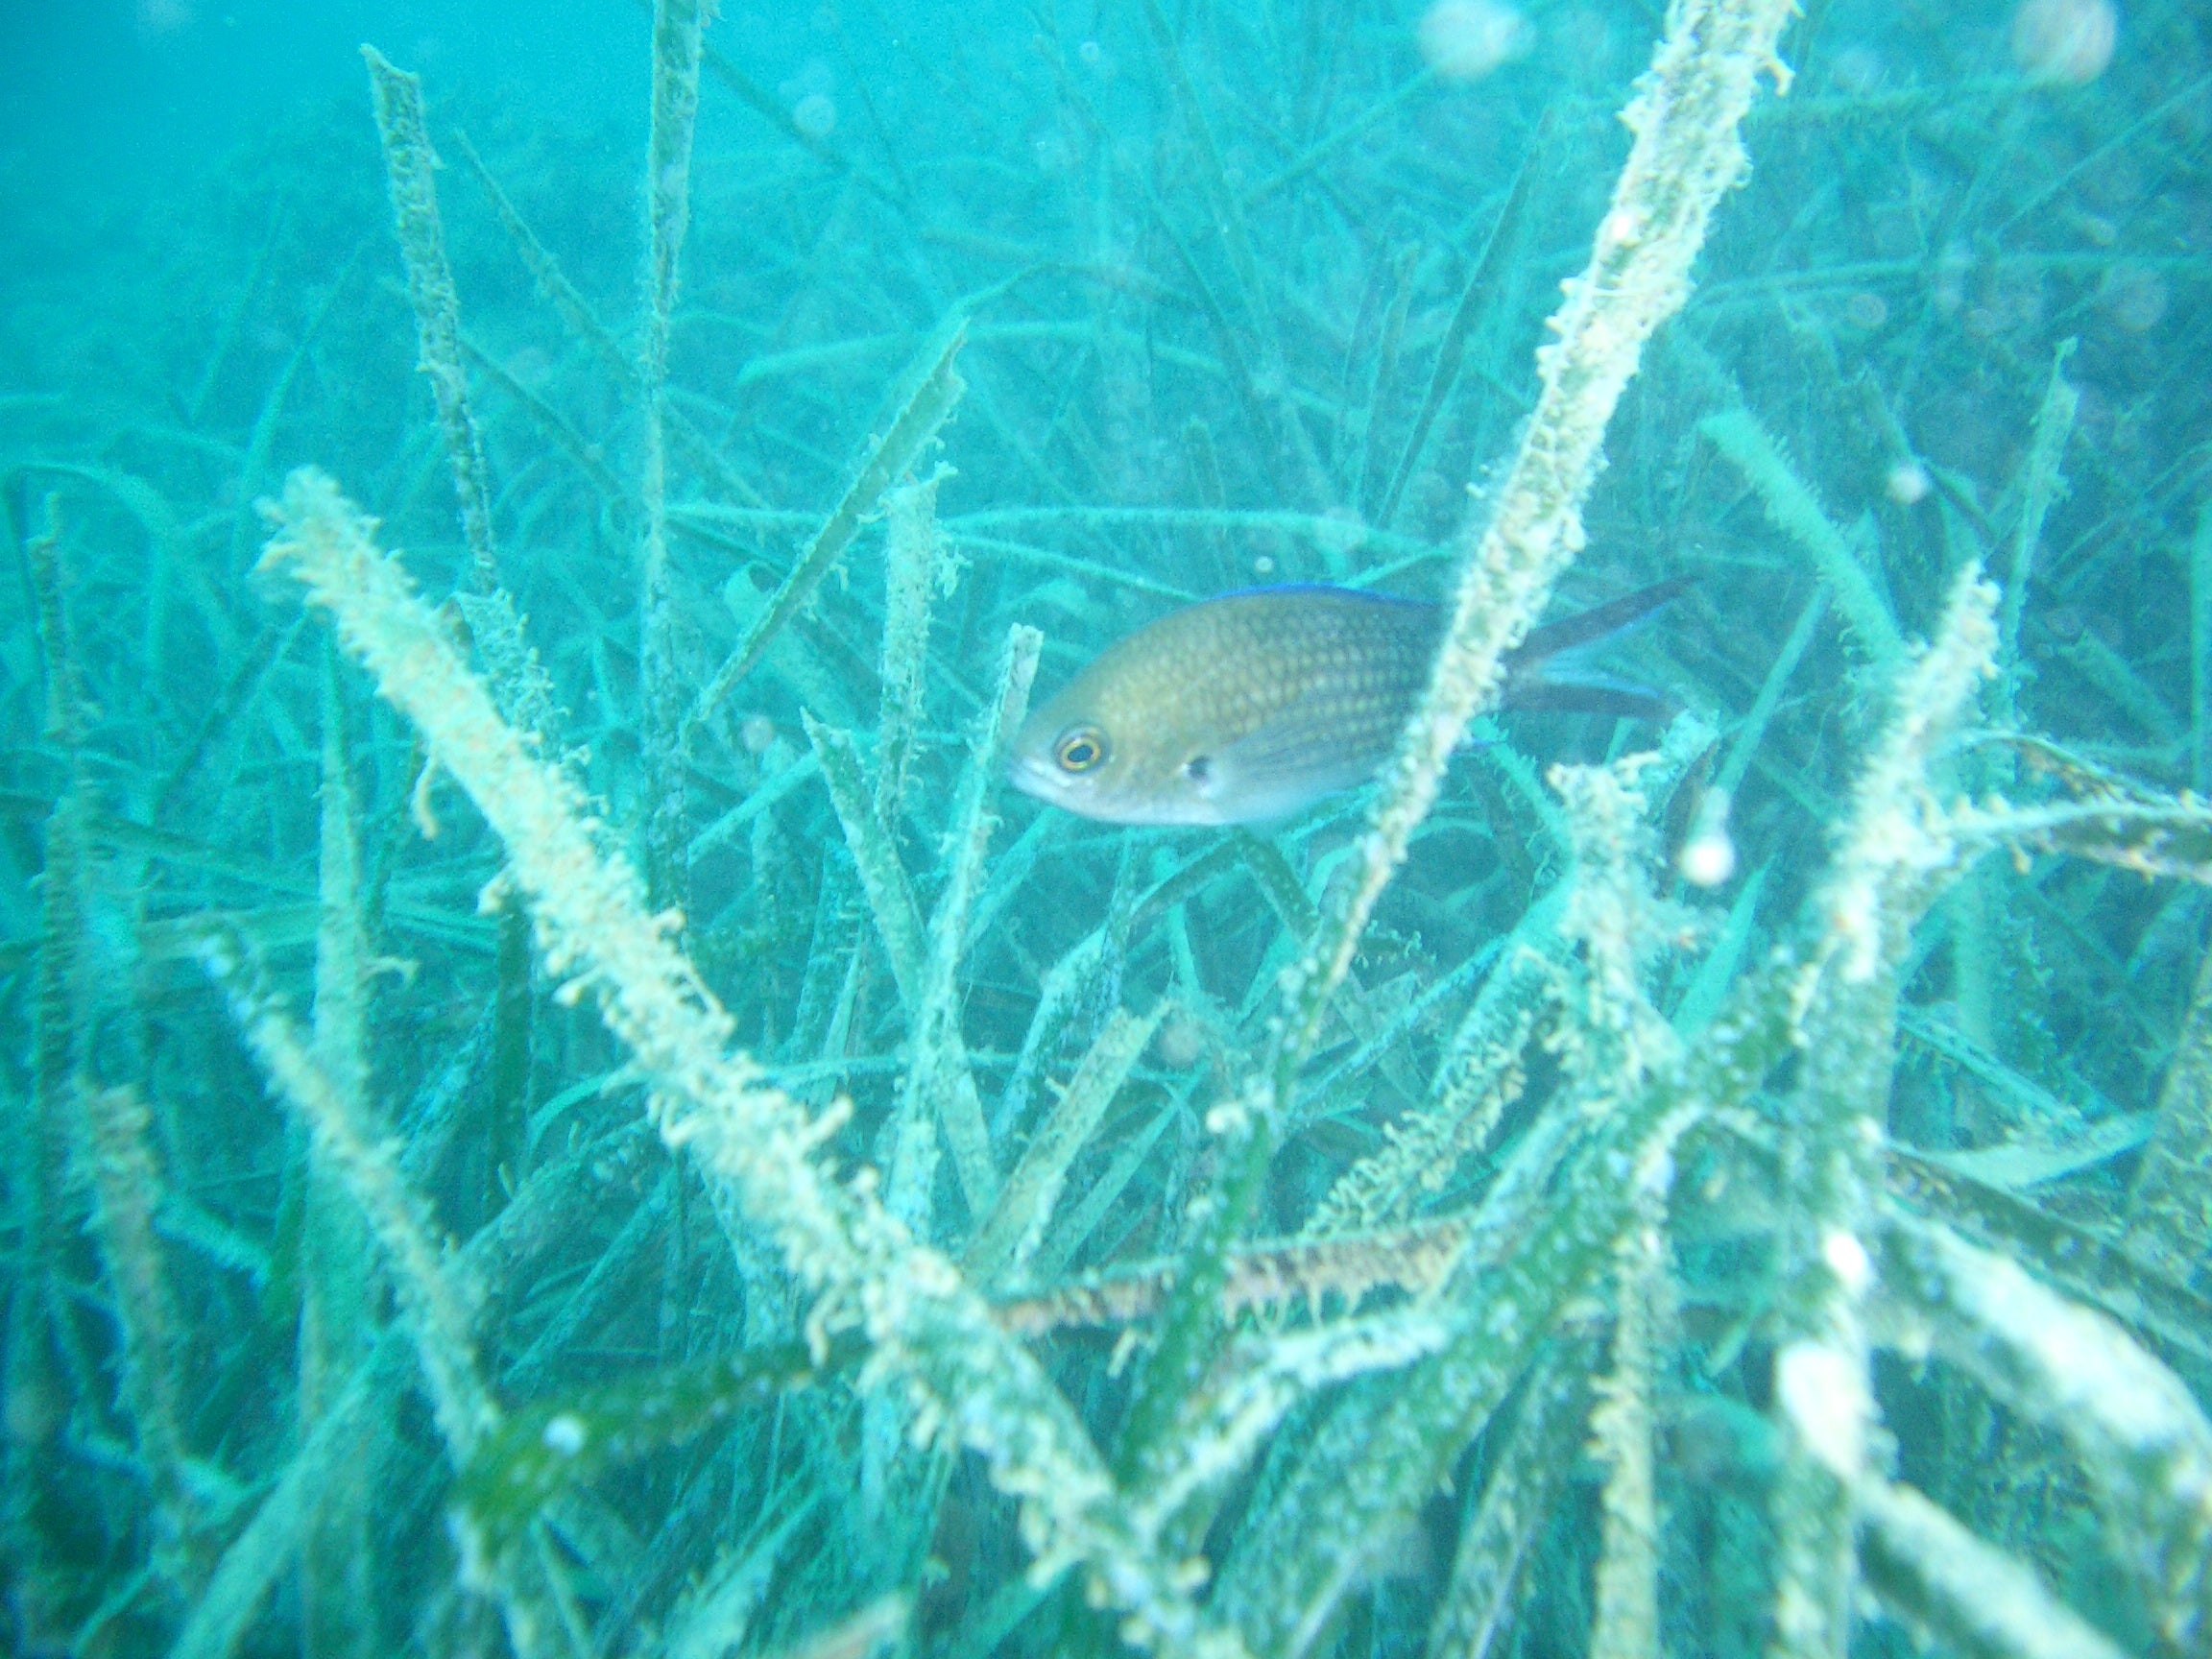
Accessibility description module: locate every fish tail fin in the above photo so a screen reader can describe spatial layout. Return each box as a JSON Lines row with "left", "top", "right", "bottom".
{"left": 1500, "top": 576, "right": 1689, "bottom": 722}
{"left": 1513, "top": 576, "right": 1692, "bottom": 661}
{"left": 1503, "top": 669, "right": 1677, "bottom": 724}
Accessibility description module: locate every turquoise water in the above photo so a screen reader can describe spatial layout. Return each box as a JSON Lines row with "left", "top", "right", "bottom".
{"left": 3, "top": 3, "right": 2209, "bottom": 1656}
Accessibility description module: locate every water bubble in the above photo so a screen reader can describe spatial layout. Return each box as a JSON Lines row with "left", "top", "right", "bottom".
{"left": 541, "top": 1413, "right": 589, "bottom": 1456}
{"left": 1077, "top": 39, "right": 1103, "bottom": 67}
{"left": 2010, "top": 0, "right": 2117, "bottom": 84}
{"left": 1252, "top": 554, "right": 1276, "bottom": 577}
{"left": 1417, "top": 0, "right": 1533, "bottom": 82}
{"left": 792, "top": 92, "right": 838, "bottom": 140}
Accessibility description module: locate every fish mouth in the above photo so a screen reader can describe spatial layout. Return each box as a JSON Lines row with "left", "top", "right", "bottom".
{"left": 1005, "top": 752, "right": 1224, "bottom": 828}
{"left": 1007, "top": 749, "right": 1135, "bottom": 821}
{"left": 1006, "top": 750, "right": 1070, "bottom": 805}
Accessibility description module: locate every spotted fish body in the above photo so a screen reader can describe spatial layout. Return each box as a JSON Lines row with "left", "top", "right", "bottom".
{"left": 1009, "top": 582, "right": 1682, "bottom": 827}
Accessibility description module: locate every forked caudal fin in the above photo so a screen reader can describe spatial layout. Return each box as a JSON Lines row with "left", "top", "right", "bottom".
{"left": 1501, "top": 576, "right": 1691, "bottom": 722}
{"left": 1514, "top": 575, "right": 1693, "bottom": 661}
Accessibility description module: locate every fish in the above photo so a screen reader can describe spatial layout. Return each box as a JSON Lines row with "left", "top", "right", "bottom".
{"left": 1008, "top": 579, "right": 1688, "bottom": 827}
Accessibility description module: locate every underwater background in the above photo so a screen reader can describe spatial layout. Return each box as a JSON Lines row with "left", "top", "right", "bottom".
{"left": 4, "top": 1, "right": 2212, "bottom": 1657}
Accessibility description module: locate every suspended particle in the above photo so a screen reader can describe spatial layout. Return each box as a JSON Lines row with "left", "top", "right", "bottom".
{"left": 792, "top": 91, "right": 839, "bottom": 139}
{"left": 1931, "top": 240, "right": 1973, "bottom": 314}
{"left": 1828, "top": 45, "right": 1884, "bottom": 94}
{"left": 504, "top": 344, "right": 555, "bottom": 387}
{"left": 1821, "top": 1229, "right": 1873, "bottom": 1294}
{"left": 2097, "top": 263, "right": 2167, "bottom": 332}
{"left": 135, "top": 0, "right": 194, "bottom": 36}
{"left": 1155, "top": 1013, "right": 1206, "bottom": 1069}
{"left": 2010, "top": 0, "right": 2118, "bottom": 84}
{"left": 1031, "top": 124, "right": 1078, "bottom": 173}
{"left": 1679, "top": 827, "right": 1737, "bottom": 890}
{"left": 1678, "top": 789, "right": 1737, "bottom": 889}
{"left": 740, "top": 714, "right": 779, "bottom": 755}
{"left": 1316, "top": 505, "right": 1367, "bottom": 561}
{"left": 1844, "top": 291, "right": 1888, "bottom": 329}
{"left": 1417, "top": 0, "right": 1534, "bottom": 82}
{"left": 1886, "top": 460, "right": 1934, "bottom": 505}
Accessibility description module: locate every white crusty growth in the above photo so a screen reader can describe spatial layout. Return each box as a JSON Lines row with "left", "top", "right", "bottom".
{"left": 256, "top": 469, "right": 1247, "bottom": 1659}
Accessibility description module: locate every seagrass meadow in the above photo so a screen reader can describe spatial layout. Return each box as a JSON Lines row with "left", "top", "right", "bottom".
{"left": 5, "top": 0, "right": 2212, "bottom": 1654}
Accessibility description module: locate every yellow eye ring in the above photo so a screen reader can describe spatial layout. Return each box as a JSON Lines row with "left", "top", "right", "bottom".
{"left": 1054, "top": 728, "right": 1108, "bottom": 773}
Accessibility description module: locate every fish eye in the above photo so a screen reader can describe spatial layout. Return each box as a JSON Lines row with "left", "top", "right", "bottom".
{"left": 1054, "top": 727, "right": 1108, "bottom": 773}
{"left": 1183, "top": 755, "right": 1213, "bottom": 783}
